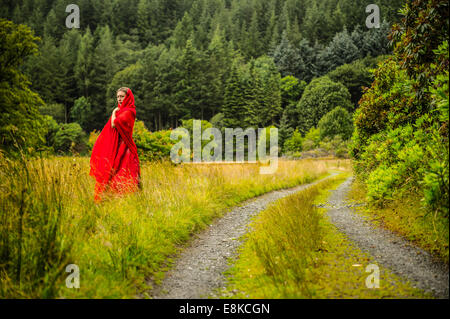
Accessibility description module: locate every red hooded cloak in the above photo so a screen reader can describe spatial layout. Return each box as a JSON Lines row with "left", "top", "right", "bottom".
{"left": 89, "top": 88, "right": 141, "bottom": 202}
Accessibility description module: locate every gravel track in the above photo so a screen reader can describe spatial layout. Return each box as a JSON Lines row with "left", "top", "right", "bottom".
{"left": 150, "top": 174, "right": 337, "bottom": 299}
{"left": 324, "top": 177, "right": 449, "bottom": 299}
{"left": 149, "top": 174, "right": 449, "bottom": 299}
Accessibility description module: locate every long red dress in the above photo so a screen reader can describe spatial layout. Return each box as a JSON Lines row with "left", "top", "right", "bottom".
{"left": 89, "top": 89, "right": 141, "bottom": 202}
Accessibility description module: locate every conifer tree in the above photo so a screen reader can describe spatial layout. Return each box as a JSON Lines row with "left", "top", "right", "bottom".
{"left": 316, "top": 27, "right": 360, "bottom": 75}
{"left": 170, "top": 12, "right": 194, "bottom": 49}
{"left": 0, "top": 19, "right": 46, "bottom": 155}
{"left": 222, "top": 64, "right": 245, "bottom": 128}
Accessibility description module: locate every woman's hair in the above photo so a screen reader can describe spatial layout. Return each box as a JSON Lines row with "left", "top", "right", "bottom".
{"left": 117, "top": 87, "right": 129, "bottom": 95}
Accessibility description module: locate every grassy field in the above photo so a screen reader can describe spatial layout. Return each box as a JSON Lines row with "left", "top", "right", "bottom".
{"left": 220, "top": 173, "right": 430, "bottom": 299}
{"left": 0, "top": 155, "right": 348, "bottom": 298}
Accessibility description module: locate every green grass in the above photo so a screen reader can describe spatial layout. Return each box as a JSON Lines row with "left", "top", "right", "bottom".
{"left": 347, "top": 179, "right": 449, "bottom": 264}
{"left": 220, "top": 173, "right": 431, "bottom": 299}
{"left": 0, "top": 154, "right": 348, "bottom": 298}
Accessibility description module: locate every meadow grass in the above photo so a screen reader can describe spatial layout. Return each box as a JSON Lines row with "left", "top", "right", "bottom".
{"left": 0, "top": 154, "right": 347, "bottom": 298}
{"left": 348, "top": 179, "right": 449, "bottom": 264}
{"left": 220, "top": 173, "right": 431, "bottom": 299}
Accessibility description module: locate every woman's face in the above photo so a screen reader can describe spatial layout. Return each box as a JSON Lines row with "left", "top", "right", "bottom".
{"left": 117, "top": 91, "right": 126, "bottom": 105}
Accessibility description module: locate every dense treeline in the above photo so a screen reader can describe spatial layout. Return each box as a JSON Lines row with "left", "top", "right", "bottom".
{"left": 1, "top": 0, "right": 402, "bottom": 151}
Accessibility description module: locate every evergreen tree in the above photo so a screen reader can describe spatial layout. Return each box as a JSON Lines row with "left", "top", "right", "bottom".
{"left": 316, "top": 27, "right": 360, "bottom": 75}
{"left": 75, "top": 27, "right": 94, "bottom": 98}
{"left": 90, "top": 25, "right": 117, "bottom": 129}
{"left": 176, "top": 39, "right": 209, "bottom": 120}
{"left": 361, "top": 20, "right": 391, "bottom": 57}
{"left": 350, "top": 24, "right": 365, "bottom": 55}
{"left": 58, "top": 29, "right": 82, "bottom": 122}
{"left": 246, "top": 11, "right": 262, "bottom": 59}
{"left": 0, "top": 19, "right": 46, "bottom": 155}
{"left": 255, "top": 56, "right": 282, "bottom": 127}
{"left": 170, "top": 12, "right": 194, "bottom": 49}
{"left": 153, "top": 46, "right": 181, "bottom": 130}
{"left": 272, "top": 31, "right": 301, "bottom": 78}
{"left": 43, "top": 9, "right": 58, "bottom": 39}
{"left": 137, "top": 0, "right": 155, "bottom": 45}
{"left": 222, "top": 63, "right": 245, "bottom": 128}
{"left": 137, "top": 45, "right": 165, "bottom": 129}
{"left": 207, "top": 26, "right": 232, "bottom": 118}
{"left": 23, "top": 37, "right": 61, "bottom": 105}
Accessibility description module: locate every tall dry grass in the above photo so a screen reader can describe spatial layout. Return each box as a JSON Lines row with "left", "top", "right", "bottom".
{"left": 0, "top": 155, "right": 348, "bottom": 298}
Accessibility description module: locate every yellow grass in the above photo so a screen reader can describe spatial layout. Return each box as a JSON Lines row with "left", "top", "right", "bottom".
{"left": 0, "top": 156, "right": 348, "bottom": 298}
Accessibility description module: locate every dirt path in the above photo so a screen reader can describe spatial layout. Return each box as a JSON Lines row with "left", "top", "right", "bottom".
{"left": 149, "top": 174, "right": 449, "bottom": 299}
{"left": 150, "top": 174, "right": 338, "bottom": 299}
{"left": 324, "top": 177, "right": 449, "bottom": 299}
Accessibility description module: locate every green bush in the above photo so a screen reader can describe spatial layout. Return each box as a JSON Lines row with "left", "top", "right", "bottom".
{"left": 302, "top": 127, "right": 321, "bottom": 151}
{"left": 351, "top": 34, "right": 448, "bottom": 217}
{"left": 296, "top": 76, "right": 352, "bottom": 134}
{"left": 318, "top": 106, "right": 353, "bottom": 141}
{"left": 133, "top": 120, "right": 174, "bottom": 161}
{"left": 319, "top": 135, "right": 349, "bottom": 158}
{"left": 54, "top": 123, "right": 88, "bottom": 155}
{"left": 283, "top": 129, "right": 303, "bottom": 153}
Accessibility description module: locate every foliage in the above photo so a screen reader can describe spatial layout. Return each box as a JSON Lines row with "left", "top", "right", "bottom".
{"left": 39, "top": 103, "right": 66, "bottom": 124}
{"left": 296, "top": 76, "right": 352, "bottom": 134}
{"left": 132, "top": 120, "right": 174, "bottom": 161}
{"left": 327, "top": 55, "right": 387, "bottom": 106}
{"left": 0, "top": 0, "right": 405, "bottom": 137}
{"left": 352, "top": 0, "right": 449, "bottom": 218}
{"left": 316, "top": 27, "right": 360, "bottom": 75}
{"left": 42, "top": 115, "right": 60, "bottom": 152}
{"left": 283, "top": 129, "right": 303, "bottom": 153}
{"left": 389, "top": 0, "right": 449, "bottom": 101}
{"left": 280, "top": 75, "right": 306, "bottom": 108}
{"left": 318, "top": 107, "right": 353, "bottom": 141}
{"left": 70, "top": 97, "right": 92, "bottom": 132}
{"left": 318, "top": 135, "right": 349, "bottom": 159}
{"left": 301, "top": 127, "right": 321, "bottom": 152}
{"left": 53, "top": 122, "right": 88, "bottom": 155}
{"left": 0, "top": 19, "right": 46, "bottom": 157}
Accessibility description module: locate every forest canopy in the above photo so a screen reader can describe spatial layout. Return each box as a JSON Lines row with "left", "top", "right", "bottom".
{"left": 0, "top": 0, "right": 403, "bottom": 137}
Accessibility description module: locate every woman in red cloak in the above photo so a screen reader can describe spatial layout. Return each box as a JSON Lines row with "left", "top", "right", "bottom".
{"left": 89, "top": 87, "right": 142, "bottom": 202}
